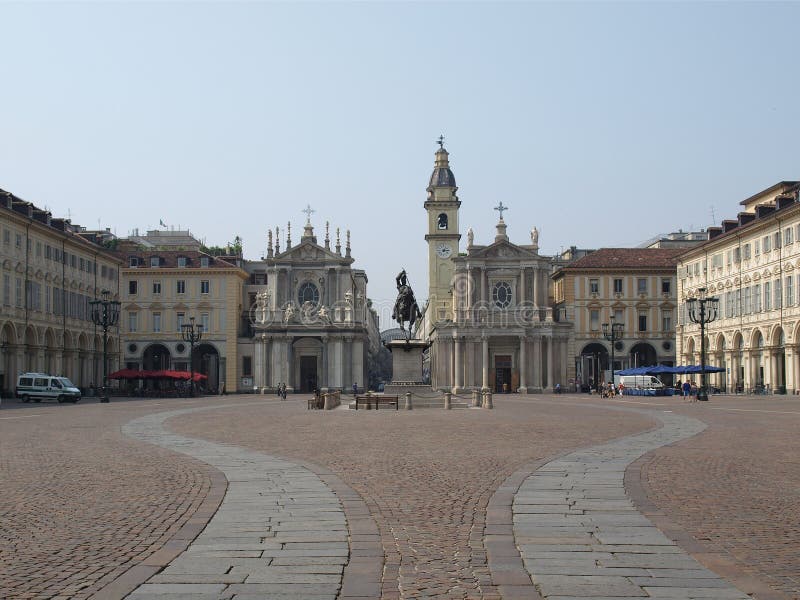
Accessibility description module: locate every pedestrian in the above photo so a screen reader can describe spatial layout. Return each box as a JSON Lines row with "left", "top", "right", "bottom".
{"left": 281, "top": 383, "right": 287, "bottom": 400}
{"left": 682, "top": 380, "right": 691, "bottom": 400}
{"left": 353, "top": 382, "right": 358, "bottom": 396}
{"left": 277, "top": 383, "right": 282, "bottom": 398}
{"left": 555, "top": 383, "right": 561, "bottom": 394}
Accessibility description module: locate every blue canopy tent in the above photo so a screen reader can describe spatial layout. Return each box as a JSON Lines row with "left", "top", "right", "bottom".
{"left": 616, "top": 364, "right": 724, "bottom": 376}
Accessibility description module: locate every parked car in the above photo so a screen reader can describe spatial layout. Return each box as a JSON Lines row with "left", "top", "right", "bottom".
{"left": 16, "top": 373, "right": 81, "bottom": 403}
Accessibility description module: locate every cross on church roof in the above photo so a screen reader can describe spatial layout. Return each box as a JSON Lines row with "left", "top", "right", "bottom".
{"left": 302, "top": 204, "right": 315, "bottom": 223}
{"left": 437, "top": 134, "right": 445, "bottom": 149}
{"left": 494, "top": 202, "right": 508, "bottom": 219}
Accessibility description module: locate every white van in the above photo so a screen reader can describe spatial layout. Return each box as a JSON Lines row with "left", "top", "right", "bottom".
{"left": 16, "top": 373, "right": 81, "bottom": 403}
{"left": 615, "top": 375, "right": 664, "bottom": 390}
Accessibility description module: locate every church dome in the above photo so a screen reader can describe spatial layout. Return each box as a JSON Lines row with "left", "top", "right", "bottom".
{"left": 428, "top": 148, "right": 457, "bottom": 189}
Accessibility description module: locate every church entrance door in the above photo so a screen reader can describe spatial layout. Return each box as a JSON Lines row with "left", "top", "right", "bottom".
{"left": 300, "top": 356, "right": 317, "bottom": 392}
{"left": 494, "top": 355, "right": 512, "bottom": 393}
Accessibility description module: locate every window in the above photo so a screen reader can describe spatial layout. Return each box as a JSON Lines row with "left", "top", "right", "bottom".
{"left": 754, "top": 284, "right": 762, "bottom": 312}
{"left": 743, "top": 244, "right": 751, "bottom": 260}
{"left": 764, "top": 281, "right": 771, "bottom": 311}
{"left": 242, "top": 356, "right": 253, "bottom": 378}
{"left": 36, "top": 242, "right": 41, "bottom": 258}
{"left": 150, "top": 256, "right": 160, "bottom": 267}
{"left": 15, "top": 233, "right": 22, "bottom": 248}
{"left": 15, "top": 278, "right": 22, "bottom": 307}
{"left": 492, "top": 281, "right": 513, "bottom": 308}
{"left": 152, "top": 281, "right": 161, "bottom": 295}
{"left": 153, "top": 312, "right": 161, "bottom": 332}
{"left": 774, "top": 232, "right": 782, "bottom": 249}
{"left": 177, "top": 312, "right": 185, "bottom": 331}
{"left": 787, "top": 275, "right": 794, "bottom": 307}
{"left": 774, "top": 278, "right": 782, "bottom": 309}
{"left": 177, "top": 256, "right": 187, "bottom": 268}
{"left": 200, "top": 256, "right": 210, "bottom": 267}
{"left": 45, "top": 245, "right": 52, "bottom": 259}
{"left": 590, "top": 309, "right": 600, "bottom": 331}
{"left": 743, "top": 286, "right": 751, "bottom": 314}
{"left": 613, "top": 278, "right": 623, "bottom": 294}
{"left": 129, "top": 280, "right": 138, "bottom": 295}
{"left": 726, "top": 251, "right": 732, "bottom": 267}
{"left": 437, "top": 213, "right": 448, "bottom": 230}
{"left": 79, "top": 257, "right": 85, "bottom": 271}
{"left": 298, "top": 282, "right": 320, "bottom": 306}
{"left": 200, "top": 280, "right": 210, "bottom": 294}
{"left": 763, "top": 235, "right": 771, "bottom": 252}
{"left": 712, "top": 253, "right": 723, "bottom": 268}
{"left": 176, "top": 280, "right": 185, "bottom": 294}
{"left": 754, "top": 239, "right": 761, "bottom": 256}
{"left": 785, "top": 227, "right": 793, "bottom": 245}
{"left": 637, "top": 278, "right": 647, "bottom": 294}
{"left": 201, "top": 312, "right": 210, "bottom": 332}
{"left": 2, "top": 274, "right": 9, "bottom": 305}
{"left": 661, "top": 279, "right": 671, "bottom": 294}
{"left": 733, "top": 247, "right": 741, "bottom": 263}
{"left": 589, "top": 279, "right": 599, "bottom": 294}
{"left": 662, "top": 310, "right": 672, "bottom": 332}
{"left": 638, "top": 312, "right": 647, "bottom": 332}
{"left": 2, "top": 229, "right": 9, "bottom": 245}
{"left": 725, "top": 291, "right": 733, "bottom": 318}
{"left": 128, "top": 312, "right": 138, "bottom": 333}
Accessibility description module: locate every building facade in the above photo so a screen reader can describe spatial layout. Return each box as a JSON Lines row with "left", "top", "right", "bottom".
{"left": 117, "top": 231, "right": 249, "bottom": 393}
{"left": 676, "top": 181, "right": 800, "bottom": 394}
{"left": 0, "top": 189, "right": 122, "bottom": 395}
{"left": 419, "top": 145, "right": 571, "bottom": 392}
{"left": 241, "top": 220, "right": 380, "bottom": 394}
{"left": 552, "top": 248, "right": 682, "bottom": 389}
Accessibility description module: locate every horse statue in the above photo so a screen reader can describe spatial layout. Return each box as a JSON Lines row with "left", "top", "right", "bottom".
{"left": 392, "top": 269, "right": 422, "bottom": 339}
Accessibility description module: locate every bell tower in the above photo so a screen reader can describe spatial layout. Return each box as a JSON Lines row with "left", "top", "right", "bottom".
{"left": 424, "top": 137, "right": 461, "bottom": 321}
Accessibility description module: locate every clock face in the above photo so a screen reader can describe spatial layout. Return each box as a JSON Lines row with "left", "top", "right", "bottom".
{"left": 436, "top": 242, "right": 452, "bottom": 259}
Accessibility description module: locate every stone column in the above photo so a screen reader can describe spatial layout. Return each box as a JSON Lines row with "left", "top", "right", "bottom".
{"left": 532, "top": 337, "right": 542, "bottom": 391}
{"left": 546, "top": 338, "right": 554, "bottom": 391}
{"left": 518, "top": 336, "right": 527, "bottom": 393}
{"left": 453, "top": 337, "right": 463, "bottom": 393}
{"left": 788, "top": 348, "right": 797, "bottom": 394}
{"left": 320, "top": 336, "right": 329, "bottom": 391}
{"left": 254, "top": 336, "right": 264, "bottom": 389}
{"left": 351, "top": 338, "right": 364, "bottom": 393}
{"left": 286, "top": 338, "right": 295, "bottom": 392}
{"left": 482, "top": 337, "right": 489, "bottom": 390}
{"left": 519, "top": 269, "right": 526, "bottom": 303}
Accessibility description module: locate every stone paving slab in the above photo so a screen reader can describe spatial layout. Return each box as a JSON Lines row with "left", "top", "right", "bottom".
{"left": 123, "top": 406, "right": 350, "bottom": 599}
{"left": 514, "top": 408, "right": 752, "bottom": 599}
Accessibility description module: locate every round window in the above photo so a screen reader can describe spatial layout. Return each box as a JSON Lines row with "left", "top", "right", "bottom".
{"left": 298, "top": 282, "right": 320, "bottom": 306}
{"left": 176, "top": 343, "right": 186, "bottom": 353}
{"left": 127, "top": 343, "right": 138, "bottom": 353}
{"left": 492, "top": 282, "right": 512, "bottom": 308}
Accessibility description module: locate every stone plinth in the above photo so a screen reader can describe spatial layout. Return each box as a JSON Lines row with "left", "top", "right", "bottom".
{"left": 383, "top": 339, "right": 431, "bottom": 397}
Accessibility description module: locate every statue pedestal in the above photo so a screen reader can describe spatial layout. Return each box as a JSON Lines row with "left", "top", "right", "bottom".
{"left": 383, "top": 339, "right": 431, "bottom": 397}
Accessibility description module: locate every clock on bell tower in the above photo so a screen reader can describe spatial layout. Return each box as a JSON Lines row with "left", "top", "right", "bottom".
{"left": 424, "top": 137, "right": 461, "bottom": 320}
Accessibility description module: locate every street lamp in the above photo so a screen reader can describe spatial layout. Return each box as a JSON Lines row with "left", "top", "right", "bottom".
{"left": 686, "top": 287, "right": 719, "bottom": 401}
{"left": 602, "top": 315, "right": 624, "bottom": 389}
{"left": 181, "top": 316, "right": 203, "bottom": 396}
{"left": 89, "top": 290, "right": 121, "bottom": 403}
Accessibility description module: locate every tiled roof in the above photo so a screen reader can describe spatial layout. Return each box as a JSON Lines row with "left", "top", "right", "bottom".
{"left": 118, "top": 249, "right": 241, "bottom": 270}
{"left": 562, "top": 248, "right": 683, "bottom": 271}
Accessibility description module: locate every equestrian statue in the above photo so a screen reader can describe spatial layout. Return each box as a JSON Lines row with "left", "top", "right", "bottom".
{"left": 392, "top": 269, "right": 422, "bottom": 340}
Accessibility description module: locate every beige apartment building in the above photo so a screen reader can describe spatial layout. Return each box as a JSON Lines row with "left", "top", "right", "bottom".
{"left": 0, "top": 189, "right": 122, "bottom": 395}
{"left": 117, "top": 231, "right": 249, "bottom": 393}
{"left": 676, "top": 181, "right": 800, "bottom": 394}
{"left": 552, "top": 248, "right": 682, "bottom": 389}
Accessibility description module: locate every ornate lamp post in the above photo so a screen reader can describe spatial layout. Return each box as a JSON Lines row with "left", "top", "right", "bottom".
{"left": 89, "top": 290, "right": 121, "bottom": 403}
{"left": 602, "top": 315, "right": 624, "bottom": 388}
{"left": 686, "top": 287, "right": 719, "bottom": 401}
{"left": 181, "top": 316, "right": 203, "bottom": 396}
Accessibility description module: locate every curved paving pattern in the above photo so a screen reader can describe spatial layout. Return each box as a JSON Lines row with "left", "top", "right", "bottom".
{"left": 122, "top": 406, "right": 350, "bottom": 600}
{"left": 514, "top": 409, "right": 751, "bottom": 599}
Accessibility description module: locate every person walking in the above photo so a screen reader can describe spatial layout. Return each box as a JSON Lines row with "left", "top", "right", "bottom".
{"left": 353, "top": 382, "right": 358, "bottom": 396}
{"left": 682, "top": 380, "right": 691, "bottom": 401}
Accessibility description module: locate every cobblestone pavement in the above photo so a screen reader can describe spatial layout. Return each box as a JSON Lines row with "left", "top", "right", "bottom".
{"left": 3, "top": 393, "right": 800, "bottom": 600}
{"left": 514, "top": 407, "right": 750, "bottom": 599}
{"left": 169, "top": 397, "right": 655, "bottom": 599}
{"left": 0, "top": 397, "right": 217, "bottom": 600}
{"left": 624, "top": 395, "right": 800, "bottom": 600}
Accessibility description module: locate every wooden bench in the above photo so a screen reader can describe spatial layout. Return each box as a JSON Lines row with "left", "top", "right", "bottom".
{"left": 354, "top": 394, "right": 399, "bottom": 410}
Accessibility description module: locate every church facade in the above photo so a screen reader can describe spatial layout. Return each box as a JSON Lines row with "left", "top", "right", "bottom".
{"left": 242, "top": 219, "right": 380, "bottom": 394}
{"left": 418, "top": 145, "right": 572, "bottom": 392}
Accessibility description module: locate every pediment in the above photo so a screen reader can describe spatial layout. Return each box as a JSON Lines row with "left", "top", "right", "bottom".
{"left": 274, "top": 241, "right": 351, "bottom": 264}
{"left": 469, "top": 240, "right": 536, "bottom": 260}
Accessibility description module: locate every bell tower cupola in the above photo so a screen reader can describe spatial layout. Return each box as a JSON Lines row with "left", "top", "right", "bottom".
{"left": 424, "top": 136, "right": 461, "bottom": 321}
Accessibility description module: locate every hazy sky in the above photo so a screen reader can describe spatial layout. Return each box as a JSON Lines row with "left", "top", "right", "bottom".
{"left": 3, "top": 2, "right": 799, "bottom": 327}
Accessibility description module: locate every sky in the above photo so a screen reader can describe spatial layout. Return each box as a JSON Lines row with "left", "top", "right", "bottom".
{"left": 3, "top": 1, "right": 800, "bottom": 328}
